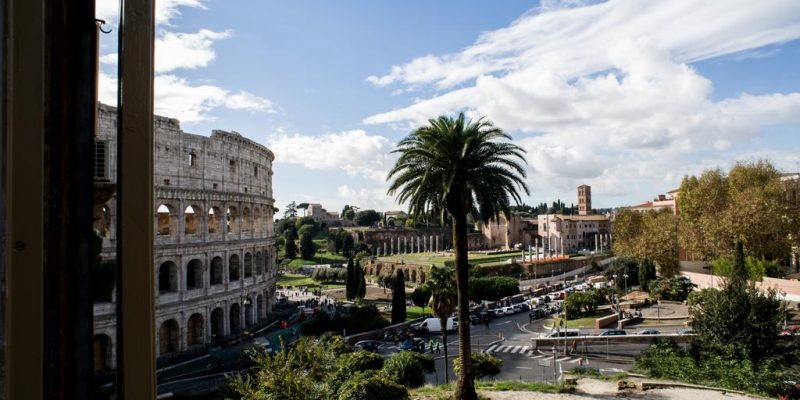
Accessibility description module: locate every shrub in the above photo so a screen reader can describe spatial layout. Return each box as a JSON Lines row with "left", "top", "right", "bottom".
{"left": 382, "top": 351, "right": 434, "bottom": 388}
{"left": 301, "top": 304, "right": 390, "bottom": 336}
{"left": 452, "top": 352, "right": 502, "bottom": 379}
{"left": 330, "top": 351, "right": 385, "bottom": 393}
{"left": 337, "top": 371, "right": 409, "bottom": 400}
{"left": 468, "top": 276, "right": 519, "bottom": 301}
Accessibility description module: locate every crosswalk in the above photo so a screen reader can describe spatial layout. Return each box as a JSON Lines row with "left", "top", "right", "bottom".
{"left": 485, "top": 344, "right": 582, "bottom": 364}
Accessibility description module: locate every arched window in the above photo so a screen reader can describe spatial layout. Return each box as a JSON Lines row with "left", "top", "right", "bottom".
{"left": 187, "top": 314, "right": 204, "bottom": 346}
{"left": 256, "top": 294, "right": 264, "bottom": 321}
{"left": 184, "top": 205, "right": 200, "bottom": 235}
{"left": 255, "top": 251, "right": 264, "bottom": 275}
{"left": 210, "top": 308, "right": 225, "bottom": 337}
{"left": 186, "top": 259, "right": 203, "bottom": 289}
{"left": 244, "top": 253, "right": 253, "bottom": 278}
{"left": 156, "top": 204, "right": 176, "bottom": 236}
{"left": 229, "top": 254, "right": 240, "bottom": 281}
{"left": 158, "top": 319, "right": 180, "bottom": 355}
{"left": 208, "top": 207, "right": 221, "bottom": 234}
{"left": 229, "top": 303, "right": 241, "bottom": 334}
{"left": 93, "top": 334, "right": 112, "bottom": 372}
{"left": 244, "top": 297, "right": 253, "bottom": 327}
{"left": 253, "top": 207, "right": 261, "bottom": 232}
{"left": 242, "top": 207, "right": 252, "bottom": 232}
{"left": 210, "top": 256, "right": 223, "bottom": 285}
{"left": 158, "top": 261, "right": 178, "bottom": 293}
{"left": 226, "top": 206, "right": 239, "bottom": 233}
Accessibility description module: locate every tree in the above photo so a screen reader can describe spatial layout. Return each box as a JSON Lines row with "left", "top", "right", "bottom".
{"left": 613, "top": 208, "right": 679, "bottom": 277}
{"left": 411, "top": 285, "right": 431, "bottom": 315}
{"left": 679, "top": 160, "right": 790, "bottom": 261}
{"left": 342, "top": 234, "right": 355, "bottom": 257}
{"left": 387, "top": 113, "right": 528, "bottom": 400}
{"left": 284, "top": 228, "right": 298, "bottom": 259}
{"left": 638, "top": 259, "right": 657, "bottom": 292}
{"left": 391, "top": 271, "right": 406, "bottom": 324}
{"left": 425, "top": 266, "right": 457, "bottom": 383}
{"left": 355, "top": 209, "right": 382, "bottom": 226}
{"left": 284, "top": 201, "right": 298, "bottom": 219}
{"left": 299, "top": 230, "right": 316, "bottom": 260}
{"left": 453, "top": 352, "right": 502, "bottom": 379}
{"left": 356, "top": 259, "right": 367, "bottom": 300}
{"left": 468, "top": 276, "right": 520, "bottom": 302}
{"left": 296, "top": 202, "right": 310, "bottom": 217}
{"left": 689, "top": 241, "right": 786, "bottom": 363}
{"left": 346, "top": 257, "right": 356, "bottom": 301}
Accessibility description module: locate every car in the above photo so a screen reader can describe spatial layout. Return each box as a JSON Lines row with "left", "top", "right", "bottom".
{"left": 398, "top": 338, "right": 425, "bottom": 352}
{"left": 354, "top": 340, "right": 381, "bottom": 352}
{"left": 677, "top": 328, "right": 694, "bottom": 335}
{"left": 600, "top": 329, "right": 627, "bottom": 336}
{"left": 638, "top": 329, "right": 660, "bottom": 335}
{"left": 547, "top": 328, "right": 581, "bottom": 338}
{"left": 515, "top": 303, "right": 530, "bottom": 312}
{"left": 528, "top": 308, "right": 547, "bottom": 320}
{"left": 252, "top": 337, "right": 276, "bottom": 355}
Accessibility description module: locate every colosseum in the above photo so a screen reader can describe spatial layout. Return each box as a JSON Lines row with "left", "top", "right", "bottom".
{"left": 92, "top": 104, "right": 278, "bottom": 371}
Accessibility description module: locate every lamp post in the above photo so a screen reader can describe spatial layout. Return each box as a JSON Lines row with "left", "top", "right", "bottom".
{"left": 782, "top": 291, "right": 788, "bottom": 329}
{"left": 623, "top": 273, "right": 629, "bottom": 295}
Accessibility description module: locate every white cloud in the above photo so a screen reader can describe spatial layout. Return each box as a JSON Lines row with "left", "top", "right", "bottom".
{"left": 155, "top": 29, "right": 232, "bottom": 73}
{"left": 98, "top": 73, "right": 274, "bottom": 124}
{"left": 268, "top": 130, "right": 394, "bottom": 181}
{"left": 336, "top": 185, "right": 399, "bottom": 211}
{"left": 365, "top": 0, "right": 800, "bottom": 204}
{"left": 95, "top": 0, "right": 206, "bottom": 26}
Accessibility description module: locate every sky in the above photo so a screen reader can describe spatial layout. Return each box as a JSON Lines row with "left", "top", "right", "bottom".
{"left": 95, "top": 0, "right": 800, "bottom": 216}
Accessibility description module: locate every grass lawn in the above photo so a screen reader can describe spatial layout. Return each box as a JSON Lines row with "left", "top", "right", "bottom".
{"left": 284, "top": 252, "right": 348, "bottom": 268}
{"left": 276, "top": 274, "right": 318, "bottom": 287}
{"left": 411, "top": 381, "right": 573, "bottom": 398}
{"left": 370, "top": 302, "right": 430, "bottom": 321}
{"left": 551, "top": 311, "right": 611, "bottom": 329}
{"left": 378, "top": 251, "right": 520, "bottom": 267}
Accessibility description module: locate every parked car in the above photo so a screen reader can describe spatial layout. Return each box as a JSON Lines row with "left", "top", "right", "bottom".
{"left": 354, "top": 340, "right": 381, "bottom": 352}
{"left": 515, "top": 303, "right": 530, "bottom": 312}
{"left": 529, "top": 308, "right": 547, "bottom": 320}
{"left": 677, "top": 328, "right": 694, "bottom": 335}
{"left": 547, "top": 328, "right": 581, "bottom": 338}
{"left": 600, "top": 329, "right": 627, "bottom": 336}
{"left": 637, "top": 329, "right": 660, "bottom": 335}
{"left": 398, "top": 338, "right": 425, "bottom": 352}
{"left": 252, "top": 337, "right": 275, "bottom": 356}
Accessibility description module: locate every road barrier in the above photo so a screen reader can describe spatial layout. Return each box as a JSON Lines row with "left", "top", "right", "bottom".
{"left": 530, "top": 333, "right": 693, "bottom": 350}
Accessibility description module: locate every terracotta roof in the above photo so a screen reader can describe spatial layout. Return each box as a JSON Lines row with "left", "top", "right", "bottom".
{"left": 628, "top": 201, "right": 654, "bottom": 209}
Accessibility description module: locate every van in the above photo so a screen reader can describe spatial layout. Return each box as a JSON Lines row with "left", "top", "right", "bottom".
{"left": 412, "top": 317, "right": 457, "bottom": 333}
{"left": 547, "top": 328, "right": 580, "bottom": 338}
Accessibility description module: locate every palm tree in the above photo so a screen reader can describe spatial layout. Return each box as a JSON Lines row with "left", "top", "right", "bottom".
{"left": 388, "top": 113, "right": 528, "bottom": 399}
{"left": 426, "top": 265, "right": 457, "bottom": 384}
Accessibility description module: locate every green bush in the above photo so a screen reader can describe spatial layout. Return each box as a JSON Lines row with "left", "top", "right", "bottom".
{"left": 336, "top": 371, "right": 409, "bottom": 400}
{"left": 329, "top": 351, "right": 385, "bottom": 393}
{"left": 381, "top": 351, "right": 435, "bottom": 388}
{"left": 468, "top": 276, "right": 519, "bottom": 301}
{"left": 301, "top": 304, "right": 390, "bottom": 336}
{"left": 452, "top": 352, "right": 502, "bottom": 379}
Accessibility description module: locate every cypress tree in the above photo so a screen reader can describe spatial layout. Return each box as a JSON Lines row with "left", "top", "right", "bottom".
{"left": 392, "top": 270, "right": 407, "bottom": 324}
{"left": 284, "top": 229, "right": 298, "bottom": 259}
{"left": 356, "top": 259, "right": 367, "bottom": 300}
{"left": 346, "top": 257, "right": 356, "bottom": 301}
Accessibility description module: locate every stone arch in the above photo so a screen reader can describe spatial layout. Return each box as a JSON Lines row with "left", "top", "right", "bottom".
{"left": 420, "top": 271, "right": 426, "bottom": 284}
{"left": 411, "top": 269, "right": 417, "bottom": 283}
{"left": 244, "top": 252, "right": 253, "bottom": 278}
{"left": 186, "top": 258, "right": 203, "bottom": 289}
{"left": 187, "top": 313, "right": 204, "bottom": 346}
{"left": 257, "top": 294, "right": 265, "bottom": 321}
{"left": 242, "top": 207, "right": 252, "bottom": 232}
{"left": 158, "top": 319, "right": 180, "bottom": 355}
{"left": 93, "top": 334, "right": 112, "bottom": 372}
{"left": 210, "top": 256, "right": 223, "bottom": 285}
{"left": 210, "top": 307, "right": 225, "bottom": 337}
{"left": 158, "top": 261, "right": 178, "bottom": 293}
{"left": 208, "top": 206, "right": 221, "bottom": 234}
{"left": 253, "top": 207, "right": 262, "bottom": 232}
{"left": 226, "top": 206, "right": 239, "bottom": 233}
{"left": 95, "top": 205, "right": 112, "bottom": 238}
{"left": 229, "top": 254, "right": 240, "bottom": 281}
{"left": 244, "top": 296, "right": 254, "bottom": 326}
{"left": 156, "top": 204, "right": 177, "bottom": 236}
{"left": 184, "top": 205, "right": 201, "bottom": 235}
{"left": 255, "top": 251, "right": 264, "bottom": 275}
{"left": 229, "top": 303, "right": 241, "bottom": 334}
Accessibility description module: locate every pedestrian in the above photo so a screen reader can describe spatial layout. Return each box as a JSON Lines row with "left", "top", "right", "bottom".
{"left": 436, "top": 342, "right": 441, "bottom": 354}
{"left": 485, "top": 318, "right": 490, "bottom": 329}
{"left": 429, "top": 339, "right": 434, "bottom": 353}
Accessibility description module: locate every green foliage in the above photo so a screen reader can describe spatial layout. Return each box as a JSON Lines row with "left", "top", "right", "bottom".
{"left": 468, "top": 276, "right": 519, "bottom": 301}
{"left": 295, "top": 216, "right": 318, "bottom": 233}
{"left": 613, "top": 209, "right": 679, "bottom": 277}
{"left": 346, "top": 258, "right": 356, "bottom": 301}
{"left": 300, "top": 230, "right": 317, "bottom": 260}
{"left": 678, "top": 160, "right": 792, "bottom": 261}
{"left": 411, "top": 285, "right": 432, "bottom": 310}
{"left": 452, "top": 352, "right": 502, "bottom": 379}
{"left": 355, "top": 209, "right": 382, "bottom": 227}
{"left": 342, "top": 234, "right": 355, "bottom": 257}
{"left": 382, "top": 351, "right": 435, "bottom": 388}
{"left": 312, "top": 267, "right": 347, "bottom": 283}
{"left": 711, "top": 256, "right": 784, "bottom": 281}
{"left": 392, "top": 271, "right": 407, "bottom": 324}
{"left": 603, "top": 257, "right": 639, "bottom": 291}
{"left": 284, "top": 228, "right": 298, "bottom": 259}
{"left": 356, "top": 259, "right": 367, "bottom": 300}
{"left": 341, "top": 205, "right": 356, "bottom": 221}
{"left": 650, "top": 276, "right": 695, "bottom": 301}
{"left": 329, "top": 351, "right": 386, "bottom": 394}
{"left": 284, "top": 201, "right": 298, "bottom": 219}
{"left": 563, "top": 289, "right": 605, "bottom": 319}
{"left": 337, "top": 371, "right": 409, "bottom": 400}
{"left": 638, "top": 259, "right": 657, "bottom": 292}
{"left": 300, "top": 304, "right": 389, "bottom": 336}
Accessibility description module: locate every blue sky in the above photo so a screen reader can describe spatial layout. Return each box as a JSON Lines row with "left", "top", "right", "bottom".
{"left": 96, "top": 0, "right": 800, "bottom": 215}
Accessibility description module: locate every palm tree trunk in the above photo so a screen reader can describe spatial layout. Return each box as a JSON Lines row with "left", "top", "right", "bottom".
{"left": 452, "top": 210, "right": 477, "bottom": 400}
{"left": 441, "top": 317, "right": 449, "bottom": 384}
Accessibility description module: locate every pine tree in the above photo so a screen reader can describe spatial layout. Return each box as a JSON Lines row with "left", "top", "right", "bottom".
{"left": 299, "top": 231, "right": 316, "bottom": 260}
{"left": 284, "top": 229, "right": 298, "bottom": 259}
{"left": 392, "top": 270, "right": 407, "bottom": 324}
{"left": 356, "top": 259, "right": 367, "bottom": 300}
{"left": 345, "top": 257, "right": 356, "bottom": 301}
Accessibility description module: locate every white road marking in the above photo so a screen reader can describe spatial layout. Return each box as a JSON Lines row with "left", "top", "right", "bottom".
{"left": 521, "top": 346, "right": 530, "bottom": 353}
{"left": 497, "top": 321, "right": 512, "bottom": 325}
{"left": 531, "top": 354, "right": 546, "bottom": 359}
{"left": 509, "top": 346, "right": 522, "bottom": 354}
{"left": 485, "top": 344, "right": 499, "bottom": 353}
{"left": 495, "top": 345, "right": 508, "bottom": 352}
{"left": 556, "top": 357, "right": 571, "bottom": 362}
{"left": 514, "top": 366, "right": 533, "bottom": 370}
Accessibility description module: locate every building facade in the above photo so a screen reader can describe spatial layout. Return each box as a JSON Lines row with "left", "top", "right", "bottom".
{"left": 92, "top": 104, "right": 278, "bottom": 371}
{"left": 578, "top": 184, "right": 592, "bottom": 215}
{"left": 308, "top": 203, "right": 340, "bottom": 223}
{"left": 537, "top": 214, "right": 611, "bottom": 253}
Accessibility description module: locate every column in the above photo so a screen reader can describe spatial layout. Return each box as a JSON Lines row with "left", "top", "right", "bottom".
{"left": 560, "top": 237, "right": 564, "bottom": 257}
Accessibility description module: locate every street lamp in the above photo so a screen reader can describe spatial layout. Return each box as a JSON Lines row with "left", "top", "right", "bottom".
{"left": 782, "top": 291, "right": 788, "bottom": 329}
{"left": 623, "top": 273, "right": 629, "bottom": 295}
